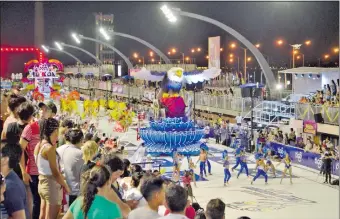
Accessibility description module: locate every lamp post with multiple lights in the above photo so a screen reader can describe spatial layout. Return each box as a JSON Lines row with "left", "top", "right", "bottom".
{"left": 41, "top": 44, "right": 83, "bottom": 64}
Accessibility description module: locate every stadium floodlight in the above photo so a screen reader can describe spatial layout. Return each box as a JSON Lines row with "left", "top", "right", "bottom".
{"left": 41, "top": 45, "right": 49, "bottom": 53}
{"left": 71, "top": 33, "right": 81, "bottom": 44}
{"left": 55, "top": 42, "right": 63, "bottom": 51}
{"left": 99, "top": 27, "right": 110, "bottom": 40}
{"left": 160, "top": 5, "right": 177, "bottom": 23}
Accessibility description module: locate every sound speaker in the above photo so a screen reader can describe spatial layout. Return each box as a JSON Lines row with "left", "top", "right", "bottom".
{"left": 314, "top": 113, "right": 324, "bottom": 123}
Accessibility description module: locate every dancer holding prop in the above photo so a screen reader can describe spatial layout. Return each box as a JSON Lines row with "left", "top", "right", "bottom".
{"left": 231, "top": 145, "right": 242, "bottom": 172}
{"left": 251, "top": 155, "right": 268, "bottom": 185}
{"left": 277, "top": 152, "right": 293, "bottom": 184}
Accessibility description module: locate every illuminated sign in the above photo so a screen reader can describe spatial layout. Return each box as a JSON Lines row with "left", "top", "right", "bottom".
{"left": 28, "top": 63, "right": 59, "bottom": 79}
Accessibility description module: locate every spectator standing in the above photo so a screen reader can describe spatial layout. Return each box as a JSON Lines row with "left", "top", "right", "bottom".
{"left": 288, "top": 128, "right": 296, "bottom": 145}
{"left": 158, "top": 185, "right": 189, "bottom": 219}
{"left": 81, "top": 140, "right": 99, "bottom": 174}
{"left": 63, "top": 165, "right": 122, "bottom": 219}
{"left": 205, "top": 199, "right": 225, "bottom": 219}
{"left": 58, "top": 119, "right": 74, "bottom": 147}
{"left": 1, "top": 143, "right": 29, "bottom": 219}
{"left": 124, "top": 172, "right": 148, "bottom": 208}
{"left": 214, "top": 124, "right": 220, "bottom": 144}
{"left": 57, "top": 128, "right": 84, "bottom": 206}
{"left": 34, "top": 118, "right": 70, "bottom": 219}
{"left": 1, "top": 95, "right": 26, "bottom": 139}
{"left": 164, "top": 200, "right": 196, "bottom": 219}
{"left": 127, "top": 176, "right": 165, "bottom": 219}
{"left": 101, "top": 152, "right": 132, "bottom": 218}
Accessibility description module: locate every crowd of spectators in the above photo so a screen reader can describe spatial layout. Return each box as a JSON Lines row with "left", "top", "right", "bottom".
{"left": 299, "top": 79, "right": 339, "bottom": 106}
{"left": 0, "top": 89, "right": 256, "bottom": 219}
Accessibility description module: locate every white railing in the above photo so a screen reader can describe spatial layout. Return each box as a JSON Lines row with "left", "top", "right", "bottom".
{"left": 295, "top": 103, "right": 339, "bottom": 125}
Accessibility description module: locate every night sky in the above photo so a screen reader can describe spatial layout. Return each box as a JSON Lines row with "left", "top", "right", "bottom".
{"left": 1, "top": 1, "right": 339, "bottom": 75}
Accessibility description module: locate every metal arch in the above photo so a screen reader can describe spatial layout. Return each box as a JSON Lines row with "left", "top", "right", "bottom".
{"left": 111, "top": 32, "right": 171, "bottom": 64}
{"left": 78, "top": 35, "right": 133, "bottom": 69}
{"left": 48, "top": 47, "right": 83, "bottom": 64}
{"left": 173, "top": 8, "right": 277, "bottom": 90}
{"left": 60, "top": 42, "right": 102, "bottom": 64}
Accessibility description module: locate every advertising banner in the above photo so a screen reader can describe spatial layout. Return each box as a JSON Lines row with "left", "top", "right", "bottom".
{"left": 269, "top": 142, "right": 339, "bottom": 176}
{"left": 208, "top": 36, "right": 220, "bottom": 69}
{"left": 303, "top": 120, "right": 317, "bottom": 135}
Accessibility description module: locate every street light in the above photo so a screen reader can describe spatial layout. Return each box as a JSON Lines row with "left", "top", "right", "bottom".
{"left": 305, "top": 40, "right": 311, "bottom": 46}
{"left": 171, "top": 48, "right": 177, "bottom": 53}
{"left": 149, "top": 51, "right": 154, "bottom": 57}
{"left": 197, "top": 48, "right": 201, "bottom": 52}
{"left": 247, "top": 57, "right": 252, "bottom": 62}
{"left": 229, "top": 54, "right": 234, "bottom": 58}
{"left": 99, "top": 27, "right": 110, "bottom": 40}
{"left": 277, "top": 40, "right": 283, "bottom": 45}
{"left": 334, "top": 48, "right": 339, "bottom": 53}
{"left": 324, "top": 54, "right": 330, "bottom": 59}
{"left": 160, "top": 5, "right": 177, "bottom": 23}
{"left": 41, "top": 45, "right": 49, "bottom": 53}
{"left": 133, "top": 53, "right": 138, "bottom": 58}
{"left": 255, "top": 44, "right": 260, "bottom": 48}
{"left": 55, "top": 42, "right": 63, "bottom": 51}
{"left": 71, "top": 33, "right": 81, "bottom": 44}
{"left": 230, "top": 43, "right": 236, "bottom": 48}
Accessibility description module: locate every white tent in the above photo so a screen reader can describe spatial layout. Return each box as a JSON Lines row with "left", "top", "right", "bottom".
{"left": 278, "top": 67, "right": 339, "bottom": 94}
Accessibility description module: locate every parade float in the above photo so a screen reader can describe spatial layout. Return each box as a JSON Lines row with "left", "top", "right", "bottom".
{"left": 24, "top": 59, "right": 64, "bottom": 101}
{"left": 132, "top": 67, "right": 221, "bottom": 156}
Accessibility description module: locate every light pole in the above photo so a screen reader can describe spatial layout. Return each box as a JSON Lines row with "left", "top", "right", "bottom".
{"left": 168, "top": 48, "right": 185, "bottom": 64}
{"left": 230, "top": 43, "right": 248, "bottom": 81}
{"left": 108, "top": 31, "right": 171, "bottom": 64}
{"left": 160, "top": 5, "right": 276, "bottom": 90}
{"left": 42, "top": 45, "right": 83, "bottom": 64}
{"left": 71, "top": 33, "right": 133, "bottom": 69}
{"left": 58, "top": 42, "right": 102, "bottom": 64}
{"left": 71, "top": 32, "right": 133, "bottom": 104}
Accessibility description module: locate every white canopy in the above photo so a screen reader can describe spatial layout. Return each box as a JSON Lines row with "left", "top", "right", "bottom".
{"left": 278, "top": 67, "right": 339, "bottom": 75}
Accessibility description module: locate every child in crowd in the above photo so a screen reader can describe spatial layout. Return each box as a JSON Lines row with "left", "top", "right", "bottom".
{"left": 182, "top": 170, "right": 194, "bottom": 203}
{"left": 124, "top": 172, "right": 148, "bottom": 208}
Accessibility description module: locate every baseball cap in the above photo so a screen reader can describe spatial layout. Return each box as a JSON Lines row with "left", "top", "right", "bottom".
{"left": 38, "top": 101, "right": 57, "bottom": 114}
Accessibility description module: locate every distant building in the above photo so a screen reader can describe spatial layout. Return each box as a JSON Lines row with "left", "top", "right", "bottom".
{"left": 95, "top": 13, "right": 115, "bottom": 64}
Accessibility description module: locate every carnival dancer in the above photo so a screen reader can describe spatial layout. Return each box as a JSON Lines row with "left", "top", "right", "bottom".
{"left": 188, "top": 157, "right": 197, "bottom": 187}
{"left": 251, "top": 156, "right": 268, "bottom": 184}
{"left": 277, "top": 153, "right": 293, "bottom": 184}
{"left": 237, "top": 150, "right": 249, "bottom": 178}
{"left": 265, "top": 149, "right": 276, "bottom": 178}
{"left": 196, "top": 148, "right": 208, "bottom": 179}
{"left": 172, "top": 151, "right": 183, "bottom": 179}
{"left": 223, "top": 151, "right": 231, "bottom": 186}
{"left": 205, "top": 147, "right": 213, "bottom": 175}
{"left": 231, "top": 146, "right": 242, "bottom": 172}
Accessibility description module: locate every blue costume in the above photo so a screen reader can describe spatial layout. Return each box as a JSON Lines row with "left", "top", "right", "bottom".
{"left": 200, "top": 161, "right": 206, "bottom": 177}
{"left": 252, "top": 159, "right": 268, "bottom": 184}
{"left": 232, "top": 147, "right": 242, "bottom": 171}
{"left": 237, "top": 153, "right": 249, "bottom": 178}
{"left": 223, "top": 159, "right": 231, "bottom": 184}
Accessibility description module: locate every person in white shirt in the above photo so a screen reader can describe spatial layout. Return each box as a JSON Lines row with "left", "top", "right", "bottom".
{"left": 235, "top": 113, "right": 243, "bottom": 126}
{"left": 128, "top": 176, "right": 165, "bottom": 219}
{"left": 124, "top": 173, "right": 148, "bottom": 208}
{"left": 158, "top": 185, "right": 189, "bottom": 219}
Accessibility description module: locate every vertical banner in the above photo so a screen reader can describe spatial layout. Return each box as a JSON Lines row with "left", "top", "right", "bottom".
{"left": 208, "top": 36, "right": 221, "bottom": 69}
{"left": 303, "top": 120, "right": 317, "bottom": 135}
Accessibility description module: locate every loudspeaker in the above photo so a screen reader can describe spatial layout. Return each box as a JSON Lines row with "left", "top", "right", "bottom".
{"left": 314, "top": 113, "right": 324, "bottom": 123}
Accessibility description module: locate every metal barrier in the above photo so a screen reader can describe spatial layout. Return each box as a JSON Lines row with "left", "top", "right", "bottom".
{"left": 295, "top": 103, "right": 339, "bottom": 125}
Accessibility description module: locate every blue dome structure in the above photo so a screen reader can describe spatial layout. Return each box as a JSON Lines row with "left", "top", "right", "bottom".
{"left": 140, "top": 117, "right": 204, "bottom": 156}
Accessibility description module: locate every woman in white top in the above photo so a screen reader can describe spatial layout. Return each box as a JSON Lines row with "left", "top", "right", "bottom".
{"left": 34, "top": 118, "right": 70, "bottom": 219}
{"left": 124, "top": 172, "right": 148, "bottom": 208}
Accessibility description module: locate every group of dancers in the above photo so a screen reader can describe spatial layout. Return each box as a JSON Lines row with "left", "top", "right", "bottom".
{"left": 223, "top": 144, "right": 294, "bottom": 185}
{"left": 170, "top": 142, "right": 294, "bottom": 186}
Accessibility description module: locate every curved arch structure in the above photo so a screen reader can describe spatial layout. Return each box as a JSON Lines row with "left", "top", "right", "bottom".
{"left": 60, "top": 42, "right": 102, "bottom": 64}
{"left": 48, "top": 47, "right": 83, "bottom": 64}
{"left": 111, "top": 32, "right": 171, "bottom": 64}
{"left": 172, "top": 8, "right": 276, "bottom": 90}
{"left": 78, "top": 35, "right": 133, "bottom": 69}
